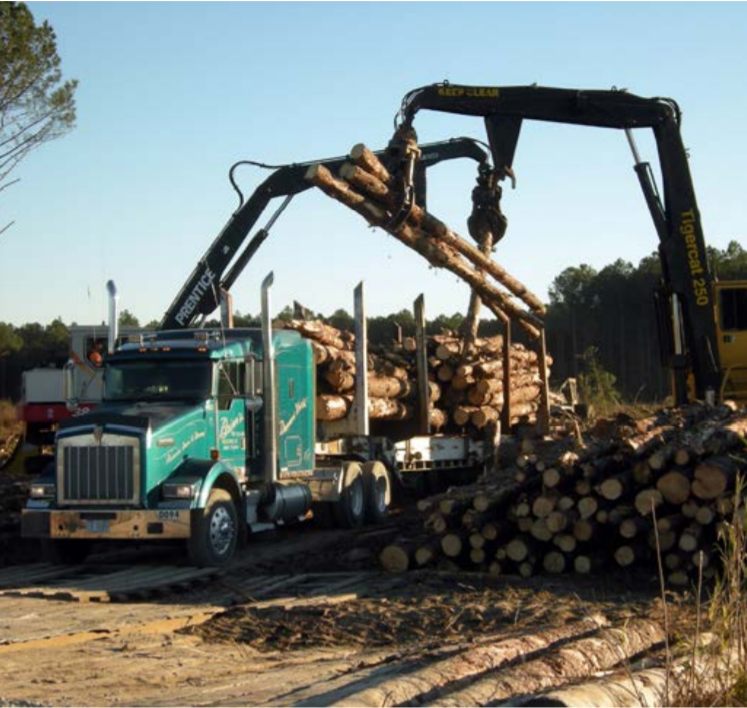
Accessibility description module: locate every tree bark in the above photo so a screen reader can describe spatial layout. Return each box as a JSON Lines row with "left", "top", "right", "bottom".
{"left": 367, "top": 374, "right": 413, "bottom": 399}
{"left": 522, "top": 641, "right": 742, "bottom": 708}
{"left": 349, "top": 143, "right": 391, "bottom": 184}
{"left": 305, "top": 163, "right": 543, "bottom": 337}
{"left": 316, "top": 394, "right": 352, "bottom": 421}
{"left": 430, "top": 618, "right": 665, "bottom": 707}
{"left": 330, "top": 616, "right": 609, "bottom": 708}
{"left": 281, "top": 318, "right": 349, "bottom": 349}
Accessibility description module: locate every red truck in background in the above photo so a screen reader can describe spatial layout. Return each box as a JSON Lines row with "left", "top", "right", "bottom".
{"left": 12, "top": 326, "right": 140, "bottom": 473}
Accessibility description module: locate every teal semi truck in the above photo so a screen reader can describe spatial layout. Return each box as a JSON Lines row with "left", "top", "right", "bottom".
{"left": 22, "top": 275, "right": 492, "bottom": 566}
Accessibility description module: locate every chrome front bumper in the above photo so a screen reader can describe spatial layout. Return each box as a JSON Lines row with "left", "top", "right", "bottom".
{"left": 22, "top": 509, "right": 192, "bottom": 540}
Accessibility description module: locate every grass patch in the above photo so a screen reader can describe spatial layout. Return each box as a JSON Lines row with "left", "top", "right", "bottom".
{"left": 665, "top": 476, "right": 747, "bottom": 706}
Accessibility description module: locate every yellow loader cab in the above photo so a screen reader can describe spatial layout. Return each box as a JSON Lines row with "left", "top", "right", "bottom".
{"left": 714, "top": 281, "right": 747, "bottom": 402}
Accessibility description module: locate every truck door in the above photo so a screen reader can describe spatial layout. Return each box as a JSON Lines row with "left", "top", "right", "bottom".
{"left": 715, "top": 282, "right": 747, "bottom": 400}
{"left": 215, "top": 359, "right": 247, "bottom": 475}
{"left": 275, "top": 341, "right": 314, "bottom": 477}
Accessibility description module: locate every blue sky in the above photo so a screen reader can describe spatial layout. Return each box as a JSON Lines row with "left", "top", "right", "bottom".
{"left": 2, "top": 2, "right": 747, "bottom": 326}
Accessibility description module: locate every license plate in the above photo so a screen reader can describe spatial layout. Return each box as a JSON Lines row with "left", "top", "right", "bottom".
{"left": 85, "top": 519, "right": 110, "bottom": 533}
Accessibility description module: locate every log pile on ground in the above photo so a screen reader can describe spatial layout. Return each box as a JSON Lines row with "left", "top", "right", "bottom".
{"left": 380, "top": 402, "right": 747, "bottom": 585}
{"left": 277, "top": 319, "right": 549, "bottom": 432}
{"left": 191, "top": 571, "right": 672, "bottom": 708}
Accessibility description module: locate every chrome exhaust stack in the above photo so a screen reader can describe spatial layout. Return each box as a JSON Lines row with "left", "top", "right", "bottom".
{"left": 219, "top": 287, "right": 234, "bottom": 329}
{"left": 352, "top": 282, "right": 370, "bottom": 436}
{"left": 106, "top": 280, "right": 119, "bottom": 354}
{"left": 257, "top": 273, "right": 312, "bottom": 522}
{"left": 414, "top": 294, "right": 431, "bottom": 435}
{"left": 260, "top": 272, "right": 277, "bottom": 485}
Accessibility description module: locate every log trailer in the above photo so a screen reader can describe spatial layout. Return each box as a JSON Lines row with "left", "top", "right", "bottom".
{"left": 22, "top": 139, "right": 502, "bottom": 566}
{"left": 385, "top": 83, "right": 747, "bottom": 405}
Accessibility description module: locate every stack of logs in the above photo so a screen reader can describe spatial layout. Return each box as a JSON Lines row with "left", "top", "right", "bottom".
{"left": 289, "top": 139, "right": 555, "bottom": 433}
{"left": 278, "top": 318, "right": 548, "bottom": 432}
{"left": 380, "top": 402, "right": 747, "bottom": 586}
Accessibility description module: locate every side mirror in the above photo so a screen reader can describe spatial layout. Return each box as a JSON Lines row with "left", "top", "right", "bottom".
{"left": 63, "top": 360, "right": 79, "bottom": 412}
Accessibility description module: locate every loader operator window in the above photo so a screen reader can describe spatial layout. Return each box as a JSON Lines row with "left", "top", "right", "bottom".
{"left": 720, "top": 288, "right": 747, "bottom": 331}
{"left": 105, "top": 360, "right": 212, "bottom": 401}
{"left": 86, "top": 338, "right": 107, "bottom": 367}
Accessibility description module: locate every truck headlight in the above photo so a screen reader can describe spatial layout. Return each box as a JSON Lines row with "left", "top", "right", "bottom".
{"left": 162, "top": 483, "right": 195, "bottom": 500}
{"left": 30, "top": 483, "right": 56, "bottom": 499}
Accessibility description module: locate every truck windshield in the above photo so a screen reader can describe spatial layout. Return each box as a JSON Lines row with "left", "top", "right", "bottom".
{"left": 105, "top": 360, "right": 212, "bottom": 402}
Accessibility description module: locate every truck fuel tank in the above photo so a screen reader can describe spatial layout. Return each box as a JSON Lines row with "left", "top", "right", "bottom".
{"left": 261, "top": 483, "right": 312, "bottom": 524}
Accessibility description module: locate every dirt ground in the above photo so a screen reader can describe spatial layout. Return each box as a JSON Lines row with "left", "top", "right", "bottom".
{"left": 0, "top": 519, "right": 692, "bottom": 708}
{"left": 0, "top": 456, "right": 694, "bottom": 708}
{"left": 188, "top": 572, "right": 661, "bottom": 653}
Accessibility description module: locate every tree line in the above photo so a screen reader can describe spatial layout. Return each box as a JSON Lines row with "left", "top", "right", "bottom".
{"left": 2, "top": 241, "right": 746, "bottom": 403}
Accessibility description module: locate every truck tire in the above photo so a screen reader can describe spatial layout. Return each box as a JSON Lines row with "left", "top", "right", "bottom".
{"left": 188, "top": 488, "right": 238, "bottom": 567}
{"left": 362, "top": 461, "right": 391, "bottom": 525}
{"left": 332, "top": 462, "right": 365, "bottom": 529}
{"left": 40, "top": 539, "right": 91, "bottom": 565}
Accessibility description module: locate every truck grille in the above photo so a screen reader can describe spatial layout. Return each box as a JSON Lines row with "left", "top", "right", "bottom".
{"left": 58, "top": 435, "right": 140, "bottom": 505}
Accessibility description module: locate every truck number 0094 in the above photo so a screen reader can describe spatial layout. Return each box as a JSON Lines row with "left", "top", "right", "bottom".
{"left": 157, "top": 510, "right": 180, "bottom": 521}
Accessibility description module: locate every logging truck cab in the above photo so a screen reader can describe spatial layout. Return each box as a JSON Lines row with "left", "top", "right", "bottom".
{"left": 22, "top": 276, "right": 494, "bottom": 566}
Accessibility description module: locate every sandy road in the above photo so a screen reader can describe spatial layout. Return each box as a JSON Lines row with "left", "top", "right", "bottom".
{"left": 0, "top": 564, "right": 439, "bottom": 708}
{"left": 0, "top": 524, "right": 416, "bottom": 706}
{"left": 0, "top": 515, "right": 670, "bottom": 708}
{"left": 0, "top": 577, "right": 666, "bottom": 707}
{"left": 0, "top": 591, "right": 403, "bottom": 707}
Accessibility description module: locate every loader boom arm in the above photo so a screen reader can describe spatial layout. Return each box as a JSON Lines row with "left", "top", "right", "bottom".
{"left": 159, "top": 138, "right": 490, "bottom": 330}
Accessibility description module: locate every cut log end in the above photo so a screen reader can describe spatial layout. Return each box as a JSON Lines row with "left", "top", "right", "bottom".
{"left": 379, "top": 545, "right": 410, "bottom": 573}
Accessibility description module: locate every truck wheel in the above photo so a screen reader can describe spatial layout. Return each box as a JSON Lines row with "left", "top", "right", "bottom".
{"left": 188, "top": 488, "right": 238, "bottom": 567}
{"left": 362, "top": 461, "right": 391, "bottom": 525}
{"left": 40, "top": 539, "right": 91, "bottom": 565}
{"left": 332, "top": 462, "right": 365, "bottom": 529}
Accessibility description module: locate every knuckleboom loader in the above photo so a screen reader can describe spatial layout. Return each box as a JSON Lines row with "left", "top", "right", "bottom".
{"left": 159, "top": 137, "right": 491, "bottom": 330}
{"left": 22, "top": 139, "right": 497, "bottom": 566}
{"left": 385, "top": 83, "right": 747, "bottom": 405}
